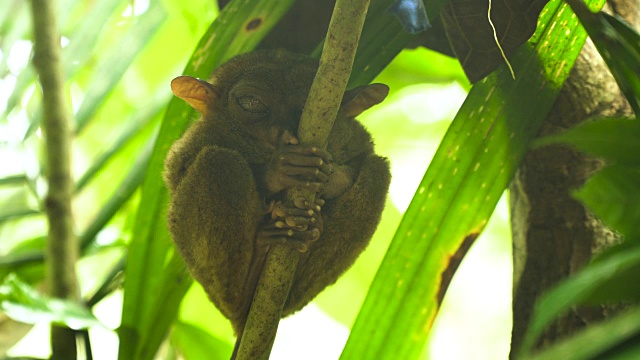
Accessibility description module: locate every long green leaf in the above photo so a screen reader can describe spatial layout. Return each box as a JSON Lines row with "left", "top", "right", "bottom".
{"left": 534, "top": 117, "right": 640, "bottom": 167}
{"left": 171, "top": 321, "right": 233, "bottom": 360}
{"left": 62, "top": 0, "right": 127, "bottom": 77}
{"left": 0, "top": 209, "right": 41, "bottom": 223}
{"left": 341, "top": 0, "right": 605, "bottom": 358}
{"left": 86, "top": 254, "right": 126, "bottom": 307}
{"left": 524, "top": 305, "right": 640, "bottom": 360}
{"left": 520, "top": 246, "right": 640, "bottom": 357}
{"left": 0, "top": 236, "right": 46, "bottom": 281}
{"left": 4, "top": 0, "right": 126, "bottom": 138}
{"left": 117, "top": 1, "right": 297, "bottom": 359}
{"left": 565, "top": 0, "right": 640, "bottom": 116}
{"left": 74, "top": 2, "right": 166, "bottom": 133}
{"left": 0, "top": 2, "right": 29, "bottom": 77}
{"left": 78, "top": 135, "right": 155, "bottom": 250}
{"left": 0, "top": 175, "right": 40, "bottom": 224}
{"left": 75, "top": 90, "right": 167, "bottom": 192}
{"left": 0, "top": 175, "right": 29, "bottom": 187}
{"left": 0, "top": 135, "right": 154, "bottom": 272}
{"left": 574, "top": 165, "right": 640, "bottom": 239}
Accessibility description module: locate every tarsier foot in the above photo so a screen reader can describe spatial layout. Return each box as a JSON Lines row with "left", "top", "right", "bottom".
{"left": 257, "top": 198, "right": 324, "bottom": 252}
{"left": 272, "top": 197, "right": 325, "bottom": 230}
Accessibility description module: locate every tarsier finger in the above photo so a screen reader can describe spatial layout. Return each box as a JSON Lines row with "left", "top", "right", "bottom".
{"left": 283, "top": 144, "right": 333, "bottom": 163}
{"left": 278, "top": 165, "right": 330, "bottom": 183}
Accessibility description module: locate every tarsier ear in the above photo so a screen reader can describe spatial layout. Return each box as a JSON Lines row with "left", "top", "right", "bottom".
{"left": 170, "top": 76, "right": 220, "bottom": 115}
{"left": 341, "top": 83, "right": 389, "bottom": 118}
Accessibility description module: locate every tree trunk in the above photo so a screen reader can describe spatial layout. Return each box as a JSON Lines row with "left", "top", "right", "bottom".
{"left": 509, "top": 2, "right": 638, "bottom": 356}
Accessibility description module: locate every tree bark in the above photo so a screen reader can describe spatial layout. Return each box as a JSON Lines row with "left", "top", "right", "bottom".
{"left": 30, "top": 0, "right": 80, "bottom": 358}
{"left": 509, "top": 2, "right": 638, "bottom": 356}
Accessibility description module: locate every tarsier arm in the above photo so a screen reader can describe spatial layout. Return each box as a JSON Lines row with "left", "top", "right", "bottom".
{"left": 322, "top": 163, "right": 355, "bottom": 199}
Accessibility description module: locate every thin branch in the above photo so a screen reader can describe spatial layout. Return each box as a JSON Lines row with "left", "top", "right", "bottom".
{"left": 235, "top": 0, "right": 371, "bottom": 359}
{"left": 30, "top": 0, "right": 79, "bottom": 358}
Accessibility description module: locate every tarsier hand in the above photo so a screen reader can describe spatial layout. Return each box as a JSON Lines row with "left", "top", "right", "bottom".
{"left": 263, "top": 132, "right": 334, "bottom": 195}
{"left": 258, "top": 198, "right": 325, "bottom": 252}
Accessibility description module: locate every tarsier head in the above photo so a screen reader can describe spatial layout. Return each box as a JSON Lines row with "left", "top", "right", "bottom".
{"left": 170, "top": 50, "right": 388, "bottom": 152}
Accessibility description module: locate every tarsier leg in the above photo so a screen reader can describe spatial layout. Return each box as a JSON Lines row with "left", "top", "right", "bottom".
{"left": 284, "top": 155, "right": 391, "bottom": 313}
{"left": 234, "top": 199, "right": 323, "bottom": 340}
{"left": 167, "top": 145, "right": 263, "bottom": 331}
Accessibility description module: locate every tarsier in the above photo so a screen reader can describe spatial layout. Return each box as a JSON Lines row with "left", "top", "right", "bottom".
{"left": 164, "top": 50, "right": 391, "bottom": 335}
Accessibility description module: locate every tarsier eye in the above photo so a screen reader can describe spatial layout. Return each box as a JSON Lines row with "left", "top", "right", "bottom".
{"left": 236, "top": 95, "right": 268, "bottom": 113}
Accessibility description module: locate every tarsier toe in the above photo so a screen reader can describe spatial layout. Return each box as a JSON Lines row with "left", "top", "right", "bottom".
{"left": 293, "top": 197, "right": 307, "bottom": 209}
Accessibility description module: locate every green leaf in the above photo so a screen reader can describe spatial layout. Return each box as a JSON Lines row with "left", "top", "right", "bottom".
{"left": 75, "top": 90, "right": 166, "bottom": 192}
{"left": 524, "top": 305, "right": 640, "bottom": 360}
{"left": 0, "top": 137, "right": 153, "bottom": 273}
{"left": 341, "top": 0, "right": 606, "bottom": 358}
{"left": 1, "top": 1, "right": 33, "bottom": 118}
{"left": 117, "top": 1, "right": 297, "bottom": 359}
{"left": 86, "top": 254, "right": 126, "bottom": 307}
{"left": 573, "top": 165, "right": 640, "bottom": 239}
{"left": 346, "top": 0, "right": 449, "bottom": 88}
{"left": 0, "top": 177, "right": 41, "bottom": 222}
{"left": 61, "top": 0, "right": 127, "bottom": 77}
{"left": 520, "top": 245, "right": 640, "bottom": 356}
{"left": 6, "top": 0, "right": 128, "bottom": 139}
{"left": 0, "top": 274, "right": 101, "bottom": 329}
{"left": 77, "top": 133, "right": 155, "bottom": 250}
{"left": 0, "top": 209, "right": 41, "bottom": 223}
{"left": 171, "top": 321, "right": 233, "bottom": 360}
{"left": 0, "top": 175, "right": 29, "bottom": 186}
{"left": 0, "top": 237, "right": 46, "bottom": 281}
{"left": 534, "top": 117, "right": 640, "bottom": 167}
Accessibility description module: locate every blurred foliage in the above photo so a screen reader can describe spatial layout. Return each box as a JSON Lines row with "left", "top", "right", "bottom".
{"left": 565, "top": 0, "right": 640, "bottom": 116}
{"left": 1, "top": 0, "right": 477, "bottom": 358}
{"left": 520, "top": 6, "right": 640, "bottom": 359}
{"left": 342, "top": 0, "right": 606, "bottom": 357}
{"left": 521, "top": 129, "right": 640, "bottom": 359}
{"left": 522, "top": 117, "right": 640, "bottom": 359}
{"left": 0, "top": 274, "right": 101, "bottom": 329}
{"left": 0, "top": 0, "right": 636, "bottom": 359}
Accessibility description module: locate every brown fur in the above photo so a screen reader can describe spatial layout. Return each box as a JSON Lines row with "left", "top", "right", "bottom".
{"left": 164, "top": 50, "right": 391, "bottom": 333}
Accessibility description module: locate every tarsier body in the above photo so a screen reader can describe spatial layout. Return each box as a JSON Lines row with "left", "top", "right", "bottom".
{"left": 164, "top": 50, "right": 391, "bottom": 334}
